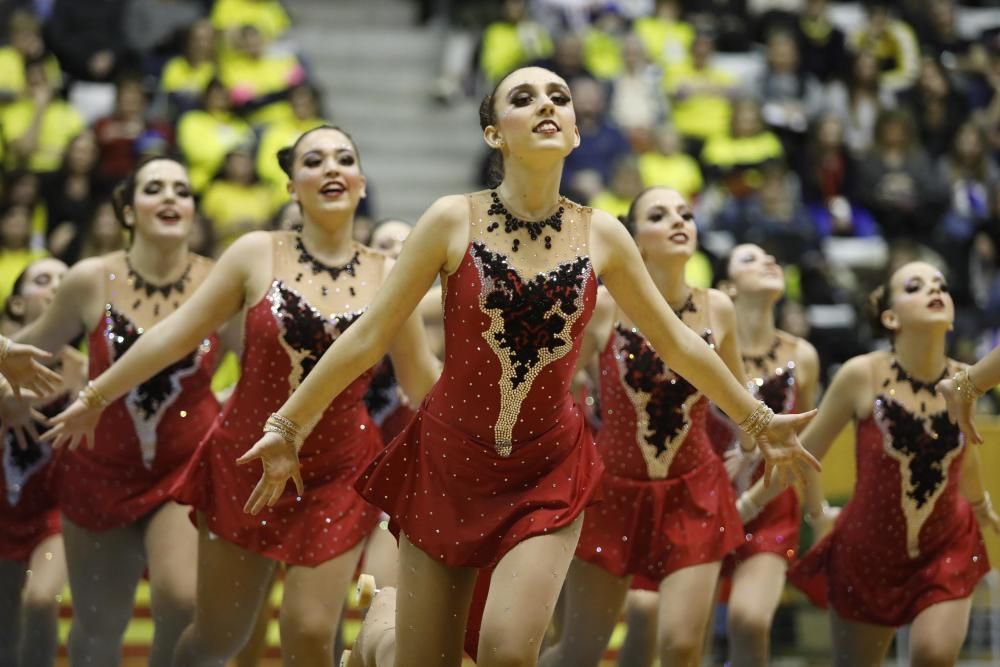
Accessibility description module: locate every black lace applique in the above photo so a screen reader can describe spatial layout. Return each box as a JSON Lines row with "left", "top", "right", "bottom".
{"left": 880, "top": 398, "right": 961, "bottom": 509}
{"left": 616, "top": 325, "right": 710, "bottom": 457}
{"left": 269, "top": 282, "right": 363, "bottom": 387}
{"left": 363, "top": 357, "right": 401, "bottom": 425}
{"left": 472, "top": 242, "right": 589, "bottom": 390}
{"left": 105, "top": 306, "right": 209, "bottom": 466}
{"left": 757, "top": 368, "right": 795, "bottom": 414}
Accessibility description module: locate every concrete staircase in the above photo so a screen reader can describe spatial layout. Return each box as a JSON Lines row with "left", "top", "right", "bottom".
{"left": 287, "top": 0, "right": 483, "bottom": 222}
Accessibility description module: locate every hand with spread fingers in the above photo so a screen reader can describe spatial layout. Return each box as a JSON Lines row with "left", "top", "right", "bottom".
{"left": 936, "top": 371, "right": 983, "bottom": 445}
{"left": 0, "top": 337, "right": 62, "bottom": 399}
{"left": 756, "top": 410, "right": 821, "bottom": 489}
{"left": 40, "top": 398, "right": 103, "bottom": 451}
{"left": 0, "top": 389, "right": 46, "bottom": 451}
{"left": 237, "top": 430, "right": 305, "bottom": 516}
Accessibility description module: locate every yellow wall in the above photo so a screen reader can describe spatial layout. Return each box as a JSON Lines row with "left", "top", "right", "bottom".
{"left": 821, "top": 416, "right": 1000, "bottom": 563}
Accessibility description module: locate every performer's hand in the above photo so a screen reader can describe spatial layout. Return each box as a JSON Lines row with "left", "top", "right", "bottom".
{"left": 974, "top": 499, "right": 1000, "bottom": 535}
{"left": 1, "top": 342, "right": 61, "bottom": 399}
{"left": 237, "top": 432, "right": 304, "bottom": 515}
{"left": 759, "top": 410, "right": 820, "bottom": 489}
{"left": 936, "top": 376, "right": 983, "bottom": 445}
{"left": 41, "top": 399, "right": 101, "bottom": 450}
{"left": 808, "top": 504, "right": 840, "bottom": 541}
{"left": 0, "top": 391, "right": 44, "bottom": 450}
{"left": 723, "top": 446, "right": 761, "bottom": 491}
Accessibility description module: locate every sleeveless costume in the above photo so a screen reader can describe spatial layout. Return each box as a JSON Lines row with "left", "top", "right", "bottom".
{"left": 174, "top": 233, "right": 384, "bottom": 565}
{"left": 575, "top": 289, "right": 742, "bottom": 589}
{"left": 789, "top": 356, "right": 989, "bottom": 626}
{"left": 55, "top": 255, "right": 219, "bottom": 531}
{"left": 357, "top": 191, "right": 604, "bottom": 569}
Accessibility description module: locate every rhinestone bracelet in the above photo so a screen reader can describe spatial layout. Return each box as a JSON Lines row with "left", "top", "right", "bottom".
{"left": 264, "top": 413, "right": 304, "bottom": 449}
{"left": 953, "top": 369, "right": 984, "bottom": 403}
{"left": 0, "top": 336, "right": 11, "bottom": 364}
{"left": 739, "top": 401, "right": 774, "bottom": 439}
{"left": 78, "top": 381, "right": 109, "bottom": 409}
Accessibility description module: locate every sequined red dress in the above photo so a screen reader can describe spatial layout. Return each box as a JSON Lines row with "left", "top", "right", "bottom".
{"left": 789, "top": 361, "right": 989, "bottom": 626}
{"left": 724, "top": 348, "right": 802, "bottom": 570}
{"left": 55, "top": 256, "right": 220, "bottom": 532}
{"left": 575, "top": 290, "right": 742, "bottom": 589}
{"left": 174, "top": 234, "right": 384, "bottom": 565}
{"left": 0, "top": 396, "right": 67, "bottom": 562}
{"left": 357, "top": 191, "right": 604, "bottom": 569}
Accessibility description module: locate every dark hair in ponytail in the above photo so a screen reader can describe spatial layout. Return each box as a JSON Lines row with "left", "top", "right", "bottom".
{"left": 276, "top": 124, "right": 360, "bottom": 179}
{"left": 479, "top": 83, "right": 505, "bottom": 189}
{"left": 867, "top": 277, "right": 894, "bottom": 341}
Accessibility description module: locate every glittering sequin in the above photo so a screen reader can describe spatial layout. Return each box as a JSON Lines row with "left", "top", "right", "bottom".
{"left": 749, "top": 361, "right": 797, "bottom": 414}
{"left": 874, "top": 396, "right": 963, "bottom": 559}
{"left": 612, "top": 324, "right": 712, "bottom": 478}
{"left": 470, "top": 242, "right": 592, "bottom": 456}
{"left": 104, "top": 304, "right": 212, "bottom": 468}
{"left": 267, "top": 280, "right": 364, "bottom": 390}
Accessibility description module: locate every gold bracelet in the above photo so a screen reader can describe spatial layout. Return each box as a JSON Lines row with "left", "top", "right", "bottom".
{"left": 0, "top": 336, "right": 12, "bottom": 364}
{"left": 953, "top": 369, "right": 984, "bottom": 403}
{"left": 264, "top": 413, "right": 304, "bottom": 448}
{"left": 78, "top": 381, "right": 109, "bottom": 409}
{"left": 739, "top": 401, "right": 774, "bottom": 439}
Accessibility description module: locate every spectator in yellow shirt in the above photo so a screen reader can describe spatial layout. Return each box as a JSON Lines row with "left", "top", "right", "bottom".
{"left": 479, "top": 0, "right": 553, "bottom": 85}
{"left": 257, "top": 83, "right": 326, "bottom": 202}
{"left": 0, "top": 59, "right": 83, "bottom": 174}
{"left": 633, "top": 0, "right": 694, "bottom": 68}
{"left": 211, "top": 0, "right": 290, "bottom": 43}
{"left": 582, "top": 6, "right": 628, "bottom": 80}
{"left": 0, "top": 10, "right": 61, "bottom": 105}
{"left": 201, "top": 145, "right": 278, "bottom": 248}
{"left": 701, "top": 97, "right": 784, "bottom": 194}
{"left": 177, "top": 78, "right": 254, "bottom": 192}
{"left": 161, "top": 18, "right": 219, "bottom": 120}
{"left": 663, "top": 32, "right": 739, "bottom": 144}
{"left": 849, "top": 1, "right": 920, "bottom": 94}
{"left": 219, "top": 24, "right": 305, "bottom": 126}
{"left": 0, "top": 205, "right": 47, "bottom": 304}
{"left": 638, "top": 124, "right": 704, "bottom": 199}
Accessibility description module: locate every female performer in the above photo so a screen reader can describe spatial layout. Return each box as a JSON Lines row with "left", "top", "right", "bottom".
{"left": 538, "top": 186, "right": 746, "bottom": 667}
{"left": 714, "top": 244, "right": 820, "bottom": 667}
{"left": 0, "top": 257, "right": 79, "bottom": 667}
{"left": 230, "top": 66, "right": 818, "bottom": 667}
{"left": 45, "top": 126, "right": 439, "bottom": 666}
{"left": 11, "top": 157, "right": 221, "bottom": 667}
{"left": 751, "top": 261, "right": 996, "bottom": 666}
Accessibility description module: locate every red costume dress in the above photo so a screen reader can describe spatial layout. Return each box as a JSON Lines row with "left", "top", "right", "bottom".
{"left": 789, "top": 357, "right": 989, "bottom": 626}
{"left": 0, "top": 398, "right": 66, "bottom": 562}
{"left": 357, "top": 191, "right": 604, "bottom": 569}
{"left": 722, "top": 336, "right": 802, "bottom": 573}
{"left": 175, "top": 233, "right": 384, "bottom": 565}
{"left": 575, "top": 289, "right": 742, "bottom": 589}
{"left": 55, "top": 256, "right": 220, "bottom": 532}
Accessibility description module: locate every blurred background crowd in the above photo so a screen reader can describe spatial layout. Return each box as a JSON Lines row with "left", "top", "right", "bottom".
{"left": 0, "top": 0, "right": 999, "bottom": 407}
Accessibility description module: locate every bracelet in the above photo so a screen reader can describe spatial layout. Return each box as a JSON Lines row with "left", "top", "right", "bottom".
{"left": 736, "top": 492, "right": 762, "bottom": 522}
{"left": 972, "top": 492, "right": 993, "bottom": 516}
{"left": 77, "top": 381, "right": 109, "bottom": 409}
{"left": 803, "top": 500, "right": 831, "bottom": 526}
{"left": 953, "top": 369, "right": 984, "bottom": 403}
{"left": 263, "top": 413, "right": 304, "bottom": 449}
{"left": 0, "top": 336, "right": 11, "bottom": 364}
{"left": 739, "top": 401, "right": 775, "bottom": 439}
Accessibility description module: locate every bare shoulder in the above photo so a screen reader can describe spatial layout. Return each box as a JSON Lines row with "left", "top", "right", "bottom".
{"left": 830, "top": 352, "right": 877, "bottom": 387}
{"left": 418, "top": 194, "right": 470, "bottom": 233}
{"left": 706, "top": 288, "right": 735, "bottom": 316}
{"left": 791, "top": 334, "right": 820, "bottom": 370}
{"left": 63, "top": 254, "right": 110, "bottom": 292}
{"left": 222, "top": 230, "right": 275, "bottom": 259}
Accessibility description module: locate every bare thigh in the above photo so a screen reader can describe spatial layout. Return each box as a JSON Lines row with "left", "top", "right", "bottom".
{"left": 22, "top": 534, "right": 67, "bottom": 606}
{"left": 362, "top": 524, "right": 399, "bottom": 589}
{"left": 830, "top": 611, "right": 895, "bottom": 667}
{"left": 656, "top": 561, "right": 722, "bottom": 667}
{"left": 909, "top": 597, "right": 973, "bottom": 667}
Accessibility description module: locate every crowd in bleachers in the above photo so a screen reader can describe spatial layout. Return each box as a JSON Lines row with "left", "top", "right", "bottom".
{"left": 459, "top": 0, "right": 1000, "bottom": 398}
{"left": 0, "top": 0, "right": 354, "bottom": 309}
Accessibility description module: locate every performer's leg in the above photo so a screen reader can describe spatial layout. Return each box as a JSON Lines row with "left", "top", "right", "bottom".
{"left": 478, "top": 515, "right": 583, "bottom": 667}
{"left": 725, "top": 553, "right": 787, "bottom": 667}
{"left": 361, "top": 523, "right": 399, "bottom": 588}
{"left": 171, "top": 516, "right": 277, "bottom": 667}
{"left": 909, "top": 596, "right": 973, "bottom": 667}
{"left": 62, "top": 515, "right": 146, "bottom": 667}
{"left": 0, "top": 558, "right": 26, "bottom": 666}
{"left": 616, "top": 591, "right": 658, "bottom": 667}
{"left": 536, "top": 557, "right": 630, "bottom": 667}
{"left": 279, "top": 539, "right": 366, "bottom": 666}
{"left": 18, "top": 533, "right": 66, "bottom": 667}
{"left": 392, "top": 534, "right": 477, "bottom": 667}
{"left": 144, "top": 502, "right": 198, "bottom": 667}
{"left": 235, "top": 569, "right": 280, "bottom": 667}
{"left": 829, "top": 611, "right": 895, "bottom": 667}
{"left": 655, "top": 561, "right": 722, "bottom": 667}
